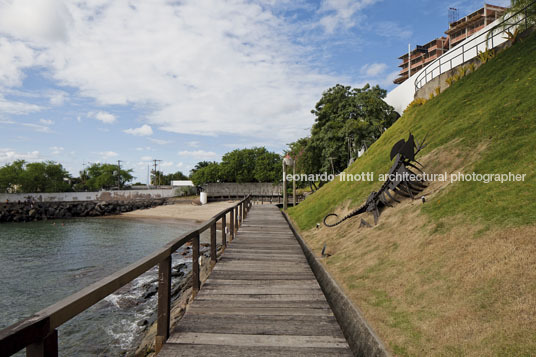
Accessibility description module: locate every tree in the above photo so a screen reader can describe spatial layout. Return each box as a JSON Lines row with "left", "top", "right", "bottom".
{"left": 189, "top": 161, "right": 212, "bottom": 176}
{"left": 0, "top": 160, "right": 25, "bottom": 193}
{"left": 83, "top": 163, "right": 134, "bottom": 191}
{"left": 189, "top": 147, "right": 282, "bottom": 186}
{"left": 0, "top": 160, "right": 71, "bottom": 193}
{"left": 508, "top": 0, "right": 536, "bottom": 23}
{"left": 155, "top": 170, "right": 189, "bottom": 185}
{"left": 22, "top": 161, "right": 72, "bottom": 192}
{"left": 309, "top": 84, "right": 399, "bottom": 174}
{"left": 190, "top": 162, "right": 221, "bottom": 186}
{"left": 253, "top": 149, "right": 282, "bottom": 182}
{"left": 286, "top": 137, "right": 323, "bottom": 191}
{"left": 488, "top": 1, "right": 536, "bottom": 44}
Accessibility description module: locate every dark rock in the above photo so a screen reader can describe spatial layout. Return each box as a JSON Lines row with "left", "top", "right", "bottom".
{"left": 143, "top": 286, "right": 158, "bottom": 300}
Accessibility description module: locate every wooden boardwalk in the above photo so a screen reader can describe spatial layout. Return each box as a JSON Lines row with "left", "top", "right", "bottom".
{"left": 159, "top": 205, "right": 352, "bottom": 356}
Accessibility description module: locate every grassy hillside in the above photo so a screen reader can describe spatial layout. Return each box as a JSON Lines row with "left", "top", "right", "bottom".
{"left": 288, "top": 32, "right": 536, "bottom": 356}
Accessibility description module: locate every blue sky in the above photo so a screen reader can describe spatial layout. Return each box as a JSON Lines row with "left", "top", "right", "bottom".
{"left": 0, "top": 0, "right": 509, "bottom": 182}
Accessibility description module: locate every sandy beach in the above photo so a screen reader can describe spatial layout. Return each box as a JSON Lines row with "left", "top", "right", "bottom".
{"left": 118, "top": 200, "right": 238, "bottom": 223}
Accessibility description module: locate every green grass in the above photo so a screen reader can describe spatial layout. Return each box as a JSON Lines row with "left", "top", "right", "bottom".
{"left": 289, "top": 31, "right": 536, "bottom": 231}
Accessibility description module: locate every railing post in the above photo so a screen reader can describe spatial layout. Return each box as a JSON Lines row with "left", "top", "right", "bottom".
{"left": 240, "top": 202, "right": 244, "bottom": 225}
{"left": 235, "top": 206, "right": 239, "bottom": 230}
{"left": 26, "top": 329, "right": 58, "bottom": 357}
{"left": 192, "top": 234, "right": 200, "bottom": 296}
{"left": 155, "top": 255, "right": 171, "bottom": 353}
{"left": 230, "top": 209, "right": 235, "bottom": 241}
{"left": 210, "top": 221, "right": 217, "bottom": 266}
{"left": 221, "top": 214, "right": 227, "bottom": 247}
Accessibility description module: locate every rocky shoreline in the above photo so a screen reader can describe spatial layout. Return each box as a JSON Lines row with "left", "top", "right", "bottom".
{"left": 134, "top": 247, "right": 218, "bottom": 357}
{"left": 0, "top": 198, "right": 172, "bottom": 223}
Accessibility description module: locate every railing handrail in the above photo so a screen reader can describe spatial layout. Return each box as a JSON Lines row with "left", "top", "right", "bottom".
{"left": 0, "top": 195, "right": 252, "bottom": 356}
{"left": 414, "top": 0, "right": 536, "bottom": 91}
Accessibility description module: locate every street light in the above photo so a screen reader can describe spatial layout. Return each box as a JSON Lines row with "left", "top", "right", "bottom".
{"left": 282, "top": 155, "right": 296, "bottom": 210}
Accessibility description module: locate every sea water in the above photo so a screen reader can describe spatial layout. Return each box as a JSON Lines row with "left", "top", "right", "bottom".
{"left": 0, "top": 217, "right": 198, "bottom": 356}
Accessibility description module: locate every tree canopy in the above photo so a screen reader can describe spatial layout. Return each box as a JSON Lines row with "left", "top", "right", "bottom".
{"left": 78, "top": 163, "right": 134, "bottom": 191}
{"left": 190, "top": 147, "right": 282, "bottom": 186}
{"left": 287, "top": 83, "right": 399, "bottom": 182}
{"left": 151, "top": 170, "right": 189, "bottom": 185}
{"left": 0, "top": 160, "right": 72, "bottom": 193}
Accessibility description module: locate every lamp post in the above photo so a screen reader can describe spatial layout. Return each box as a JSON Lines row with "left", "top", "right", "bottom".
{"left": 283, "top": 155, "right": 295, "bottom": 210}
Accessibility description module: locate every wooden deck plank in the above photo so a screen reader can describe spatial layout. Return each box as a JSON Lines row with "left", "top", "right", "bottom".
{"left": 185, "top": 306, "right": 334, "bottom": 317}
{"left": 162, "top": 205, "right": 352, "bottom": 355}
{"left": 159, "top": 344, "right": 353, "bottom": 356}
{"left": 202, "top": 279, "right": 320, "bottom": 288}
{"left": 173, "top": 314, "right": 344, "bottom": 336}
{"left": 207, "top": 271, "right": 316, "bottom": 280}
{"left": 194, "top": 294, "right": 327, "bottom": 302}
{"left": 191, "top": 300, "right": 329, "bottom": 309}
{"left": 167, "top": 332, "right": 349, "bottom": 348}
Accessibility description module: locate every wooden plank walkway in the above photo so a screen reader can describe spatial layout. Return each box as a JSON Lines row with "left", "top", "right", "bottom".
{"left": 159, "top": 205, "right": 352, "bottom": 356}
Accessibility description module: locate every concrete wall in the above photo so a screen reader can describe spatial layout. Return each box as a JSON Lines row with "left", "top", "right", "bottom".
{"left": 0, "top": 188, "right": 178, "bottom": 203}
{"left": 414, "top": 57, "right": 481, "bottom": 100}
{"left": 282, "top": 211, "right": 390, "bottom": 356}
{"left": 204, "top": 183, "right": 282, "bottom": 197}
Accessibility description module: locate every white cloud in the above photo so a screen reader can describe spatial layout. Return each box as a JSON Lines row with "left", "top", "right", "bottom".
{"left": 317, "top": 0, "right": 380, "bottom": 34}
{"left": 98, "top": 151, "right": 118, "bottom": 159}
{"left": 375, "top": 21, "right": 413, "bottom": 40}
{"left": 89, "top": 111, "right": 117, "bottom": 124}
{"left": 161, "top": 161, "right": 174, "bottom": 168}
{"left": 124, "top": 124, "right": 153, "bottom": 136}
{"left": 0, "top": 148, "right": 40, "bottom": 163}
{"left": 48, "top": 90, "right": 67, "bottom": 106}
{"left": 40, "top": 119, "right": 54, "bottom": 125}
{"left": 0, "top": 95, "right": 41, "bottom": 114}
{"left": 187, "top": 141, "right": 200, "bottom": 148}
{"left": 361, "top": 63, "right": 387, "bottom": 77}
{"left": 0, "top": 0, "right": 340, "bottom": 145}
{"left": 149, "top": 138, "right": 171, "bottom": 145}
{"left": 178, "top": 150, "right": 219, "bottom": 160}
{"left": 379, "top": 71, "right": 400, "bottom": 87}
{"left": 0, "top": 118, "right": 52, "bottom": 133}
{"left": 140, "top": 155, "right": 152, "bottom": 161}
{"left": 0, "top": 0, "right": 72, "bottom": 43}
{"left": 136, "top": 146, "right": 152, "bottom": 151}
{"left": 50, "top": 146, "right": 64, "bottom": 154}
{"left": 0, "top": 38, "right": 36, "bottom": 89}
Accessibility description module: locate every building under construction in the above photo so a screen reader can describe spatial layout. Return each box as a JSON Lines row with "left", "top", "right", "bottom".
{"left": 394, "top": 3, "right": 507, "bottom": 85}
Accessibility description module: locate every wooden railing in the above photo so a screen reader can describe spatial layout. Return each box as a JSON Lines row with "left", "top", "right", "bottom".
{"left": 0, "top": 196, "right": 252, "bottom": 356}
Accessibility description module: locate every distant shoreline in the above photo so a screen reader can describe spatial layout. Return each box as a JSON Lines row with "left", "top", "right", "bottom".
{"left": 118, "top": 199, "right": 236, "bottom": 220}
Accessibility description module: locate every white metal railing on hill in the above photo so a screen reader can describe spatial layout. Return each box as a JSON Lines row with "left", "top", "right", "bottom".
{"left": 414, "top": 0, "right": 536, "bottom": 91}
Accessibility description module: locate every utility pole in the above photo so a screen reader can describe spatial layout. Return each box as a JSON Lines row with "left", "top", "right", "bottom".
{"left": 117, "top": 160, "right": 122, "bottom": 189}
{"left": 152, "top": 159, "right": 162, "bottom": 188}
